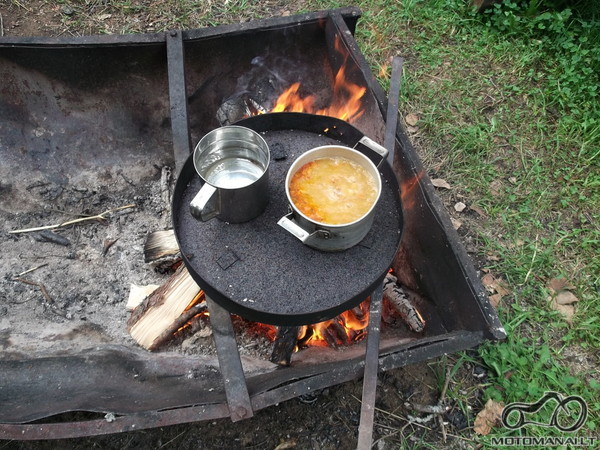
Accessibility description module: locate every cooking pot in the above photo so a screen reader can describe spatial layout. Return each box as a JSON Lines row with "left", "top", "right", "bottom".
{"left": 278, "top": 144, "right": 386, "bottom": 251}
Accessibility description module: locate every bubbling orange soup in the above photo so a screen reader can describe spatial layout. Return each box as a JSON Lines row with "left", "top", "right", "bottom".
{"left": 289, "top": 156, "right": 378, "bottom": 225}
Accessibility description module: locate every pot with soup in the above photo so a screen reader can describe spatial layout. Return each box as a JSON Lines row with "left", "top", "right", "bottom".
{"left": 278, "top": 145, "right": 384, "bottom": 251}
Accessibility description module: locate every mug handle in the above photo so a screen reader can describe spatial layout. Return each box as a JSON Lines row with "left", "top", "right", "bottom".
{"left": 190, "top": 183, "right": 219, "bottom": 221}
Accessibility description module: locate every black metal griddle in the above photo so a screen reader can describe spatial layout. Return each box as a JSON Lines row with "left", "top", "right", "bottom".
{"left": 173, "top": 113, "right": 403, "bottom": 326}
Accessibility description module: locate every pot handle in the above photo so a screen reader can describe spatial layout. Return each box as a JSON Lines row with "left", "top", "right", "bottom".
{"left": 277, "top": 213, "right": 311, "bottom": 242}
{"left": 357, "top": 136, "right": 389, "bottom": 168}
{"left": 190, "top": 183, "right": 220, "bottom": 221}
{"left": 278, "top": 213, "right": 331, "bottom": 243}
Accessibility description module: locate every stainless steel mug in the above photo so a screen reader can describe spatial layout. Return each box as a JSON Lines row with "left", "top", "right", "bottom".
{"left": 190, "top": 126, "right": 270, "bottom": 223}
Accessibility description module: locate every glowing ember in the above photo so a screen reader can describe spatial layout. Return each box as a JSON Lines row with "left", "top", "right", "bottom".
{"left": 297, "top": 300, "right": 370, "bottom": 348}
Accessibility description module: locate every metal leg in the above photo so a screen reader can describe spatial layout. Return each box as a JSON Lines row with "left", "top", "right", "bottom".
{"left": 205, "top": 296, "right": 254, "bottom": 422}
{"left": 357, "top": 282, "right": 384, "bottom": 449}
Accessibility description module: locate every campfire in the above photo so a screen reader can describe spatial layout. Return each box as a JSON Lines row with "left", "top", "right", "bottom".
{"left": 128, "top": 233, "right": 426, "bottom": 363}
{"left": 126, "top": 38, "right": 425, "bottom": 360}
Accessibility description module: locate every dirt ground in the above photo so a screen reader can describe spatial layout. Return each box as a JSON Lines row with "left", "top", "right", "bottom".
{"left": 0, "top": 2, "right": 490, "bottom": 449}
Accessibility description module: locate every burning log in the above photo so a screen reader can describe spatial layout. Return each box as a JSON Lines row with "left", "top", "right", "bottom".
{"left": 270, "top": 326, "right": 300, "bottom": 366}
{"left": 127, "top": 265, "right": 206, "bottom": 350}
{"left": 383, "top": 272, "right": 425, "bottom": 333}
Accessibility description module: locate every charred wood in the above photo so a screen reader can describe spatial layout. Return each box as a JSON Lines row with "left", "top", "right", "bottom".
{"left": 270, "top": 326, "right": 300, "bottom": 366}
{"left": 144, "top": 229, "right": 180, "bottom": 268}
{"left": 383, "top": 273, "right": 425, "bottom": 333}
{"left": 33, "top": 230, "right": 71, "bottom": 246}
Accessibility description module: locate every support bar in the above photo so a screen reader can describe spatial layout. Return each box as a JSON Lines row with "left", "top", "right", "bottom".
{"left": 166, "top": 30, "right": 192, "bottom": 174}
{"left": 357, "top": 283, "right": 384, "bottom": 449}
{"left": 205, "top": 297, "right": 254, "bottom": 422}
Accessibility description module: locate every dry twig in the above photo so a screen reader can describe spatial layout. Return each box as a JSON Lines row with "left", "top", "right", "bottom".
{"left": 13, "top": 278, "right": 53, "bottom": 303}
{"left": 9, "top": 204, "right": 136, "bottom": 234}
{"left": 16, "top": 263, "right": 48, "bottom": 277}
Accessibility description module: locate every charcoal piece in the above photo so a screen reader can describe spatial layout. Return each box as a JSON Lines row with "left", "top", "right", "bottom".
{"left": 270, "top": 326, "right": 300, "bottom": 366}
{"left": 270, "top": 142, "right": 287, "bottom": 161}
{"left": 34, "top": 230, "right": 71, "bottom": 246}
{"left": 216, "top": 97, "right": 250, "bottom": 126}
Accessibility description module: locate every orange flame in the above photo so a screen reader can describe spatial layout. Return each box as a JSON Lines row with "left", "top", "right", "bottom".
{"left": 297, "top": 300, "right": 370, "bottom": 348}
{"left": 270, "top": 38, "right": 367, "bottom": 123}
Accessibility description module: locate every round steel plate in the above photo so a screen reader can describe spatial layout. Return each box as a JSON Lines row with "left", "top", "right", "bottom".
{"left": 173, "top": 114, "right": 402, "bottom": 326}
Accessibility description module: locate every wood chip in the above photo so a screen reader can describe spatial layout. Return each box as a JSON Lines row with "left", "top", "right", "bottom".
{"left": 470, "top": 205, "right": 487, "bottom": 218}
{"left": 405, "top": 113, "right": 419, "bottom": 126}
{"left": 451, "top": 218, "right": 462, "bottom": 230}
{"left": 454, "top": 202, "right": 466, "bottom": 212}
{"left": 127, "top": 265, "right": 204, "bottom": 350}
{"left": 431, "top": 178, "right": 451, "bottom": 189}
{"left": 126, "top": 284, "right": 161, "bottom": 311}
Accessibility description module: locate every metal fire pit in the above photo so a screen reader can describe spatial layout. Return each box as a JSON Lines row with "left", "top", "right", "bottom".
{"left": 0, "top": 7, "right": 505, "bottom": 441}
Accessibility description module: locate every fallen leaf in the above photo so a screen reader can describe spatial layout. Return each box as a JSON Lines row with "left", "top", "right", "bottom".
{"left": 482, "top": 273, "right": 511, "bottom": 297}
{"left": 555, "top": 290, "right": 578, "bottom": 305}
{"left": 451, "top": 217, "right": 462, "bottom": 230}
{"left": 549, "top": 296, "right": 576, "bottom": 324}
{"left": 487, "top": 253, "right": 500, "bottom": 261}
{"left": 489, "top": 293, "right": 502, "bottom": 308}
{"left": 474, "top": 399, "right": 504, "bottom": 435}
{"left": 490, "top": 179, "right": 503, "bottom": 197}
{"left": 547, "top": 277, "right": 579, "bottom": 323}
{"left": 97, "top": 13, "right": 112, "bottom": 20}
{"left": 470, "top": 205, "right": 488, "bottom": 218}
{"left": 431, "top": 178, "right": 452, "bottom": 189}
{"left": 274, "top": 440, "right": 297, "bottom": 450}
{"left": 407, "top": 125, "right": 419, "bottom": 133}
{"left": 405, "top": 113, "right": 419, "bottom": 126}
{"left": 454, "top": 202, "right": 466, "bottom": 212}
{"left": 548, "top": 277, "right": 575, "bottom": 293}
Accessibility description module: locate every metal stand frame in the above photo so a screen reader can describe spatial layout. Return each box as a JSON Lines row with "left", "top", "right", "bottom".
{"left": 205, "top": 284, "right": 384, "bottom": 447}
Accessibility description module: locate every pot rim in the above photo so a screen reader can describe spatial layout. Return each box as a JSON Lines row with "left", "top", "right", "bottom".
{"left": 284, "top": 145, "right": 383, "bottom": 228}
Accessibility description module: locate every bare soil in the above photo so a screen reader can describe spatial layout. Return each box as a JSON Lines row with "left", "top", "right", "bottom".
{"left": 0, "top": 2, "right": 488, "bottom": 449}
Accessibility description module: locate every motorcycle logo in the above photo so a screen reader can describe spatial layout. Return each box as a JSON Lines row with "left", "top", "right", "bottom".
{"left": 502, "top": 391, "right": 588, "bottom": 432}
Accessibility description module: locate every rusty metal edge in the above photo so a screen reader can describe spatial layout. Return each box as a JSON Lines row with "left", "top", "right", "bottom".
{"left": 0, "top": 8, "right": 361, "bottom": 48}
{"left": 205, "top": 297, "right": 254, "bottom": 422}
{"left": 0, "top": 330, "right": 484, "bottom": 441}
{"left": 328, "top": 12, "right": 506, "bottom": 342}
{"left": 166, "top": 29, "right": 192, "bottom": 174}
{"left": 357, "top": 284, "right": 384, "bottom": 449}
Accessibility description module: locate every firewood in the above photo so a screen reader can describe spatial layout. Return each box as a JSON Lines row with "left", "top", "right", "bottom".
{"left": 329, "top": 318, "right": 349, "bottom": 344}
{"left": 127, "top": 265, "right": 205, "bottom": 350}
{"left": 143, "top": 229, "right": 180, "bottom": 267}
{"left": 270, "top": 326, "right": 300, "bottom": 366}
{"left": 126, "top": 284, "right": 160, "bottom": 311}
{"left": 383, "top": 272, "right": 425, "bottom": 333}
